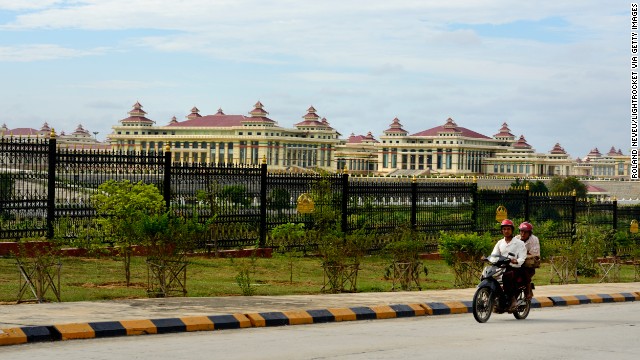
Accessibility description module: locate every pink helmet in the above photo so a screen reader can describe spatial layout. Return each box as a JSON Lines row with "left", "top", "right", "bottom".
{"left": 500, "top": 219, "right": 515, "bottom": 229}
{"left": 519, "top": 222, "right": 533, "bottom": 232}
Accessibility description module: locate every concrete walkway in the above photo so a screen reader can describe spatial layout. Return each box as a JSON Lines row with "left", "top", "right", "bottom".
{"left": 1, "top": 282, "right": 638, "bottom": 328}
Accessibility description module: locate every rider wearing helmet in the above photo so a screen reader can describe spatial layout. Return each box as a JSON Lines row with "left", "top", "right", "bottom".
{"left": 515, "top": 221, "right": 540, "bottom": 299}
{"left": 489, "top": 219, "right": 527, "bottom": 312}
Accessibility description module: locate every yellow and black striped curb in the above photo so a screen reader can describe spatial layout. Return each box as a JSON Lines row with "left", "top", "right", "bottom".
{"left": 1, "top": 292, "right": 638, "bottom": 347}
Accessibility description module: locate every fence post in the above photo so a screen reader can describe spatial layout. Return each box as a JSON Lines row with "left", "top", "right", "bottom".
{"left": 571, "top": 189, "right": 577, "bottom": 241}
{"left": 341, "top": 169, "right": 349, "bottom": 233}
{"left": 612, "top": 197, "right": 618, "bottom": 231}
{"left": 524, "top": 183, "right": 530, "bottom": 222}
{"left": 410, "top": 176, "right": 417, "bottom": 229}
{"left": 471, "top": 177, "right": 478, "bottom": 233}
{"left": 46, "top": 133, "right": 57, "bottom": 239}
{"left": 259, "top": 158, "right": 268, "bottom": 248}
{"left": 163, "top": 144, "right": 172, "bottom": 212}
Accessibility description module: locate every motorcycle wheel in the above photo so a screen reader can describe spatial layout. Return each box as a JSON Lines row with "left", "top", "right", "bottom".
{"left": 513, "top": 290, "right": 531, "bottom": 320}
{"left": 473, "top": 286, "right": 493, "bottom": 323}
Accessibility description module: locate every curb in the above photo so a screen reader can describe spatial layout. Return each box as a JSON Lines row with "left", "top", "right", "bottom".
{"left": 1, "top": 292, "right": 638, "bottom": 347}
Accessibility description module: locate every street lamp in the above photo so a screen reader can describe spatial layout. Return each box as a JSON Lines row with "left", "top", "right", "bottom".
{"left": 93, "top": 131, "right": 99, "bottom": 141}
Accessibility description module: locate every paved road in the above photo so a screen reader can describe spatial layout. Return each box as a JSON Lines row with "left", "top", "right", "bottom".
{"left": 3, "top": 302, "right": 638, "bottom": 360}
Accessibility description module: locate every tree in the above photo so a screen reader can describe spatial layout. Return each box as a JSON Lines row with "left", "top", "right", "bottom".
{"left": 548, "top": 176, "right": 587, "bottom": 198}
{"left": 270, "top": 223, "right": 306, "bottom": 283}
{"left": 510, "top": 178, "right": 548, "bottom": 193}
{"left": 91, "top": 180, "right": 165, "bottom": 286}
{"left": 268, "top": 188, "right": 291, "bottom": 218}
{"left": 221, "top": 185, "right": 251, "bottom": 207}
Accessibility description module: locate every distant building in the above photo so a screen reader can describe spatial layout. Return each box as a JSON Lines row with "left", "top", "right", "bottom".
{"left": 108, "top": 102, "right": 341, "bottom": 172}
{"left": 0, "top": 122, "right": 109, "bottom": 151}
{"left": 1, "top": 101, "right": 634, "bottom": 179}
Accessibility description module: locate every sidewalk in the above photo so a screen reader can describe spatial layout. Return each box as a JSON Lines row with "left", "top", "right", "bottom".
{"left": 1, "top": 282, "right": 639, "bottom": 346}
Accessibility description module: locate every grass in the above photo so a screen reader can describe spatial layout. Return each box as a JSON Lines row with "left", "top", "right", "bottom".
{"left": 0, "top": 253, "right": 637, "bottom": 303}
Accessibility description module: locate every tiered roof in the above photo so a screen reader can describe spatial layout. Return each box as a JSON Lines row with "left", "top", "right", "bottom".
{"left": 606, "top": 146, "right": 624, "bottom": 156}
{"left": 512, "top": 135, "right": 532, "bottom": 149}
{"left": 187, "top": 107, "right": 202, "bottom": 120}
{"left": 383, "top": 117, "right": 408, "bottom": 135}
{"left": 550, "top": 143, "right": 567, "bottom": 155}
{"left": 295, "top": 106, "right": 322, "bottom": 127}
{"left": 320, "top": 118, "right": 334, "bottom": 130}
{"left": 587, "top": 147, "right": 602, "bottom": 157}
{"left": 242, "top": 101, "right": 276, "bottom": 125}
{"left": 71, "top": 124, "right": 91, "bottom": 137}
{"left": 120, "top": 102, "right": 155, "bottom": 124}
{"left": 493, "top": 122, "right": 515, "bottom": 139}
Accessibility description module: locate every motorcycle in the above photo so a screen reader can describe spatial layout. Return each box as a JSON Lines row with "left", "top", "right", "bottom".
{"left": 472, "top": 253, "right": 533, "bottom": 323}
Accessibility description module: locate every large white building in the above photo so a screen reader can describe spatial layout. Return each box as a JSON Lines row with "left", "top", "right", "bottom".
{"left": 1, "top": 101, "right": 633, "bottom": 179}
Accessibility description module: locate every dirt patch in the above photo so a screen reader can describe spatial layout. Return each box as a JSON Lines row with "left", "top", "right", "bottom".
{"left": 72, "top": 282, "right": 146, "bottom": 289}
{"left": 259, "top": 280, "right": 315, "bottom": 286}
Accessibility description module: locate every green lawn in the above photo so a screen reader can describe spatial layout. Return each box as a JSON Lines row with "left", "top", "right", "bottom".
{"left": 0, "top": 254, "right": 637, "bottom": 303}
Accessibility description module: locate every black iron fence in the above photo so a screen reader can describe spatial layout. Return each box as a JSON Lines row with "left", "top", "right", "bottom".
{"left": 1, "top": 137, "right": 638, "bottom": 249}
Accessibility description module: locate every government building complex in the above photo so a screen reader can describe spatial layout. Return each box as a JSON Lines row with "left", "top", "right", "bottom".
{"left": 1, "top": 101, "right": 633, "bottom": 179}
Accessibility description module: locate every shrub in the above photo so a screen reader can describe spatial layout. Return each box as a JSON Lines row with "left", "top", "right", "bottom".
{"left": 438, "top": 231, "right": 494, "bottom": 266}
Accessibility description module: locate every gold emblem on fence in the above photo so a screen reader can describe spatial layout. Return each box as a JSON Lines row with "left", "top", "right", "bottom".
{"left": 297, "top": 193, "right": 315, "bottom": 214}
{"left": 631, "top": 219, "right": 639, "bottom": 234}
{"left": 495, "top": 205, "right": 507, "bottom": 222}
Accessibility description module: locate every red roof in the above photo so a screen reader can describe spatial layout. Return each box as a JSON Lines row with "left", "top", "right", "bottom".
{"left": 411, "top": 118, "right": 490, "bottom": 139}
{"left": 493, "top": 122, "right": 515, "bottom": 138}
{"left": 187, "top": 106, "right": 202, "bottom": 119}
{"left": 586, "top": 185, "right": 608, "bottom": 193}
{"left": 295, "top": 120, "right": 324, "bottom": 127}
{"left": 347, "top": 132, "right": 378, "bottom": 144}
{"left": 320, "top": 117, "right": 334, "bottom": 130}
{"left": 550, "top": 143, "right": 567, "bottom": 154}
{"left": 2, "top": 127, "right": 42, "bottom": 136}
{"left": 512, "top": 135, "right": 531, "bottom": 149}
{"left": 587, "top": 147, "right": 601, "bottom": 157}
{"left": 72, "top": 124, "right": 90, "bottom": 136}
{"left": 168, "top": 114, "right": 247, "bottom": 127}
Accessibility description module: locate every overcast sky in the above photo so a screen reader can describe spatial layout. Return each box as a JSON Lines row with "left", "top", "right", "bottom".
{"left": 0, "top": 1, "right": 631, "bottom": 158}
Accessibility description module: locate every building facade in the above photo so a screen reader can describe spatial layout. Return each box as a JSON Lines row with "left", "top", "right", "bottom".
{"left": 1, "top": 101, "right": 634, "bottom": 179}
{"left": 108, "top": 102, "right": 341, "bottom": 172}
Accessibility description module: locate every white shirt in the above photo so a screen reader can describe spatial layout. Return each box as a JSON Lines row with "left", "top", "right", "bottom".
{"left": 515, "top": 234, "right": 540, "bottom": 257}
{"left": 490, "top": 237, "right": 527, "bottom": 268}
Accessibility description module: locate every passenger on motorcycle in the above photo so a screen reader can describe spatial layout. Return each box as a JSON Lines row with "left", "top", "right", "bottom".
{"left": 489, "top": 219, "right": 527, "bottom": 312}
{"left": 515, "top": 222, "right": 540, "bottom": 299}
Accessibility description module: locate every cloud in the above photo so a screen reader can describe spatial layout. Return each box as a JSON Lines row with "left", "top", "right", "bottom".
{"left": 0, "top": 0, "right": 629, "bottom": 157}
{"left": 73, "top": 79, "right": 178, "bottom": 90}
{"left": 0, "top": 44, "right": 106, "bottom": 61}
{"left": 0, "top": 0, "right": 62, "bottom": 11}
